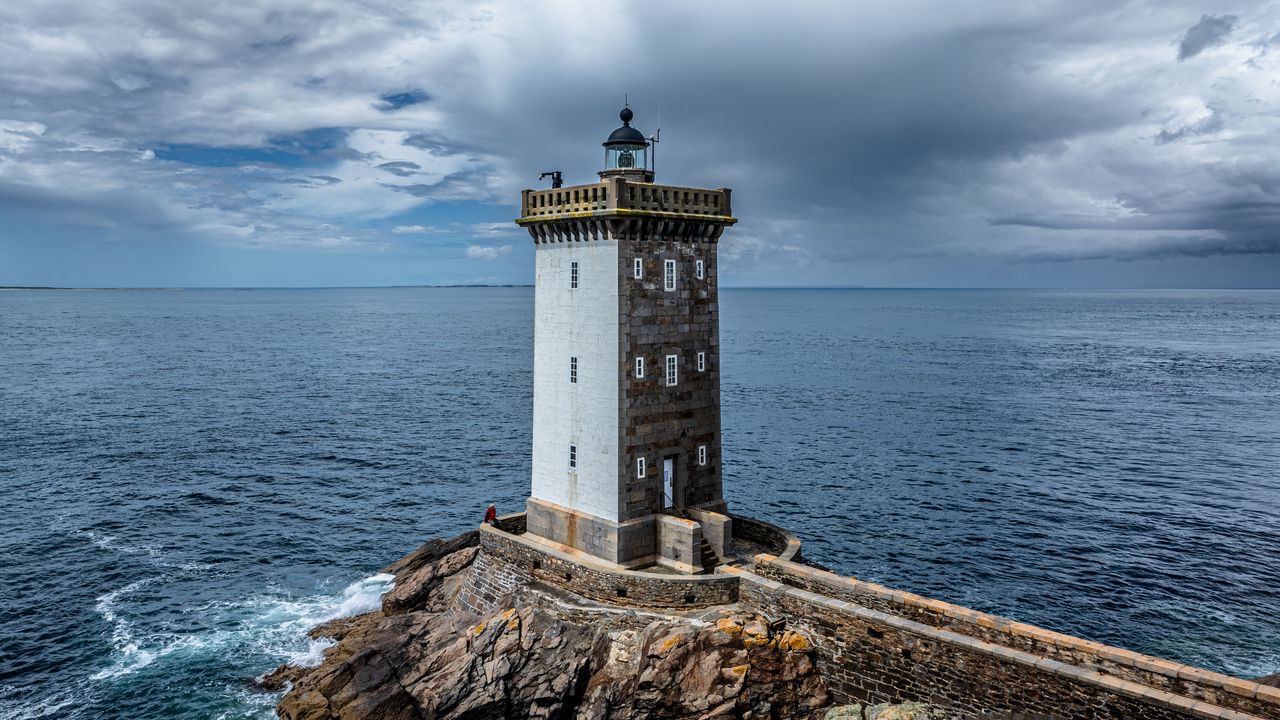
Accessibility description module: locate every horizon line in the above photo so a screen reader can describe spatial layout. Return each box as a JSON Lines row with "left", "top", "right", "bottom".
{"left": 5, "top": 284, "right": 1280, "bottom": 291}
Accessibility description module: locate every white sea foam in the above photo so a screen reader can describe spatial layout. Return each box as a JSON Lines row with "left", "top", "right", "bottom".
{"left": 88, "top": 572, "right": 396, "bottom": 683}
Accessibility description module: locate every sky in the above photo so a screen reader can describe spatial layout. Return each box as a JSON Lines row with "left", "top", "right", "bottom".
{"left": 1, "top": 1, "right": 1278, "bottom": 288}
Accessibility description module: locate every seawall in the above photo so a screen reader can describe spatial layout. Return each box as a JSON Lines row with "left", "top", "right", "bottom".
{"left": 470, "top": 516, "right": 1280, "bottom": 720}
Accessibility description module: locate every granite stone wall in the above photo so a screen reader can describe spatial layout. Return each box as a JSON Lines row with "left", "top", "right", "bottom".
{"left": 735, "top": 570, "right": 1269, "bottom": 720}
{"left": 478, "top": 524, "right": 737, "bottom": 609}
{"left": 456, "top": 549, "right": 532, "bottom": 615}
{"left": 754, "top": 558, "right": 1280, "bottom": 719}
{"left": 617, "top": 236, "right": 723, "bottom": 520}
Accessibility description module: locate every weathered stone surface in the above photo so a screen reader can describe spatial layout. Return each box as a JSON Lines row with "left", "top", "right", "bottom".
{"left": 822, "top": 703, "right": 939, "bottom": 720}
{"left": 865, "top": 701, "right": 939, "bottom": 720}
{"left": 273, "top": 533, "right": 830, "bottom": 720}
{"left": 381, "top": 530, "right": 479, "bottom": 578}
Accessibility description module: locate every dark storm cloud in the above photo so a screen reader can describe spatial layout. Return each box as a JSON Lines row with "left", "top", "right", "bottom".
{"left": 1178, "top": 15, "right": 1239, "bottom": 60}
{"left": 1, "top": 1, "right": 1278, "bottom": 286}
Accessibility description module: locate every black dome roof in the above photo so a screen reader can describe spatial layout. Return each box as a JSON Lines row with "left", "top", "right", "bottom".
{"left": 603, "top": 107, "right": 646, "bottom": 147}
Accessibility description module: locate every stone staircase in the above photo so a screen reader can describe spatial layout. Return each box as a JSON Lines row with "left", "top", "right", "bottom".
{"left": 698, "top": 535, "right": 720, "bottom": 573}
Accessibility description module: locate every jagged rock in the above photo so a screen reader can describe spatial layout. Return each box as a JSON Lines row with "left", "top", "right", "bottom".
{"left": 381, "top": 531, "right": 480, "bottom": 578}
{"left": 1257, "top": 673, "right": 1280, "bottom": 688}
{"left": 260, "top": 663, "right": 312, "bottom": 692}
{"left": 308, "top": 613, "right": 379, "bottom": 641}
{"left": 382, "top": 546, "right": 479, "bottom": 615}
{"left": 273, "top": 531, "right": 832, "bottom": 720}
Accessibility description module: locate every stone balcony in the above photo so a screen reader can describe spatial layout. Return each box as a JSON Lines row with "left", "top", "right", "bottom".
{"left": 518, "top": 177, "right": 735, "bottom": 224}
{"left": 516, "top": 177, "right": 736, "bottom": 242}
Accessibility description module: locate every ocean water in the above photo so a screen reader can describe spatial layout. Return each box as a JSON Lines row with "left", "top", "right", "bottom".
{"left": 1, "top": 287, "right": 1278, "bottom": 718}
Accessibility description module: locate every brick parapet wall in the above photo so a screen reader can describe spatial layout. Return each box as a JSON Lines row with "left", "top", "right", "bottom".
{"left": 733, "top": 568, "right": 1268, "bottom": 720}
{"left": 752, "top": 557, "right": 1280, "bottom": 719}
{"left": 479, "top": 523, "right": 737, "bottom": 609}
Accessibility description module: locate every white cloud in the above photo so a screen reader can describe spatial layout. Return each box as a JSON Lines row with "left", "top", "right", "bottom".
{"left": 0, "top": 0, "right": 1279, "bottom": 284}
{"left": 466, "top": 244, "right": 512, "bottom": 260}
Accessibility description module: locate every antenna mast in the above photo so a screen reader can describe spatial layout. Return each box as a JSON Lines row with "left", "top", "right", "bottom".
{"left": 648, "top": 104, "right": 661, "bottom": 179}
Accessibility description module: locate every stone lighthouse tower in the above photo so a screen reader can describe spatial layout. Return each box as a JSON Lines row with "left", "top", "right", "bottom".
{"left": 515, "top": 107, "right": 737, "bottom": 573}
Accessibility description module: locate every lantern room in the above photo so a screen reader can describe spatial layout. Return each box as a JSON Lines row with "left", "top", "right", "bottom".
{"left": 600, "top": 106, "right": 653, "bottom": 182}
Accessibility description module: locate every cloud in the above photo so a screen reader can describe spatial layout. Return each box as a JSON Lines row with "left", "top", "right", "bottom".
{"left": 0, "top": 0, "right": 1279, "bottom": 286}
{"left": 466, "top": 244, "right": 512, "bottom": 260}
{"left": 1177, "top": 14, "right": 1239, "bottom": 60}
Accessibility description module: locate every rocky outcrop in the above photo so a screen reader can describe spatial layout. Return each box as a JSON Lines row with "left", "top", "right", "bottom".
{"left": 270, "top": 531, "right": 833, "bottom": 719}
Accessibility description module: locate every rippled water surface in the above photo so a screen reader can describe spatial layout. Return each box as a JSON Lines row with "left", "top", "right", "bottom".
{"left": 2, "top": 287, "right": 1278, "bottom": 718}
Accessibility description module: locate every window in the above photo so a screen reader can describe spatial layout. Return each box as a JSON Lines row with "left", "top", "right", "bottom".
{"left": 696, "top": 259, "right": 705, "bottom": 279}
{"left": 570, "top": 261, "right": 579, "bottom": 289}
{"left": 664, "top": 259, "right": 676, "bottom": 291}
{"left": 698, "top": 445, "right": 707, "bottom": 466}
{"left": 636, "top": 456, "right": 646, "bottom": 478}
{"left": 569, "top": 444, "right": 577, "bottom": 470}
{"left": 635, "top": 356, "right": 645, "bottom": 379}
{"left": 697, "top": 351, "right": 706, "bottom": 372}
{"left": 666, "top": 354, "right": 678, "bottom": 386}
{"left": 634, "top": 258, "right": 643, "bottom": 279}
{"left": 570, "top": 356, "right": 578, "bottom": 384}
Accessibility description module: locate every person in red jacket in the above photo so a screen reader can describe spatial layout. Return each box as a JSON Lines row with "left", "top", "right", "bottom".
{"left": 483, "top": 503, "right": 497, "bottom": 525}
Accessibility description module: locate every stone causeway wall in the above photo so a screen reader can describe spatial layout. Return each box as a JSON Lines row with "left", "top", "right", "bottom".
{"left": 753, "top": 558, "right": 1280, "bottom": 719}
{"left": 471, "top": 516, "right": 1280, "bottom": 720}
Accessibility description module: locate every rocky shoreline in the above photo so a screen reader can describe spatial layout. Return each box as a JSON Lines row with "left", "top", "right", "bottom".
{"left": 264, "top": 531, "right": 934, "bottom": 720}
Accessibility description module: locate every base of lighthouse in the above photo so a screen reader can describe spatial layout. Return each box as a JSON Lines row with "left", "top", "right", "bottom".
{"left": 525, "top": 497, "right": 732, "bottom": 574}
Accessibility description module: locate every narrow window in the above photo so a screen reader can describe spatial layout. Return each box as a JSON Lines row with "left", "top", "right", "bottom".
{"left": 696, "top": 259, "right": 705, "bottom": 279}
{"left": 664, "top": 259, "right": 676, "bottom": 291}
{"left": 697, "top": 351, "right": 706, "bottom": 372}
{"left": 570, "top": 261, "right": 579, "bottom": 289}
{"left": 666, "top": 354, "right": 678, "bottom": 386}
{"left": 635, "top": 356, "right": 645, "bottom": 379}
{"left": 698, "top": 445, "right": 708, "bottom": 466}
{"left": 570, "top": 356, "right": 578, "bottom": 384}
{"left": 569, "top": 444, "right": 577, "bottom": 470}
{"left": 633, "top": 257, "right": 643, "bottom": 279}
{"left": 636, "top": 456, "right": 646, "bottom": 478}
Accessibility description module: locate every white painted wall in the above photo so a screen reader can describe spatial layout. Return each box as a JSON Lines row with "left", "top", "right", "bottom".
{"left": 530, "top": 239, "right": 620, "bottom": 521}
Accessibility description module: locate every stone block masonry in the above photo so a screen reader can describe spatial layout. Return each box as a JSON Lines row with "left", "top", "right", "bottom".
{"left": 477, "top": 523, "right": 738, "bottom": 609}
{"left": 473, "top": 516, "right": 1279, "bottom": 720}
{"left": 752, "top": 557, "right": 1280, "bottom": 719}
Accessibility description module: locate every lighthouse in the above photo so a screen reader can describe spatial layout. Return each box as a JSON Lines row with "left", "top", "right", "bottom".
{"left": 515, "top": 107, "right": 737, "bottom": 573}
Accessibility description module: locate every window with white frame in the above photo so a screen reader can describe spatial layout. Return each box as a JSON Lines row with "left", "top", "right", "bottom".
{"left": 570, "top": 356, "right": 578, "bottom": 384}
{"left": 696, "top": 259, "right": 704, "bottom": 279}
{"left": 570, "top": 261, "right": 579, "bottom": 289}
{"left": 697, "top": 351, "right": 706, "bottom": 372}
{"left": 569, "top": 444, "right": 577, "bottom": 470}
{"left": 665, "top": 354, "right": 678, "bottom": 386}
{"left": 664, "top": 259, "right": 676, "bottom": 291}
{"left": 698, "top": 445, "right": 707, "bottom": 466}
{"left": 635, "top": 356, "right": 645, "bottom": 379}
{"left": 636, "top": 456, "right": 646, "bottom": 478}
{"left": 633, "top": 258, "right": 643, "bottom": 279}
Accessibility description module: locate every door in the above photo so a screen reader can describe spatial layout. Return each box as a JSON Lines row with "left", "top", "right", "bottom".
{"left": 662, "top": 457, "right": 675, "bottom": 509}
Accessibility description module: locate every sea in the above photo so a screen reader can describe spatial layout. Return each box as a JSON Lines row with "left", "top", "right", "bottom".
{"left": 1, "top": 287, "right": 1278, "bottom": 719}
